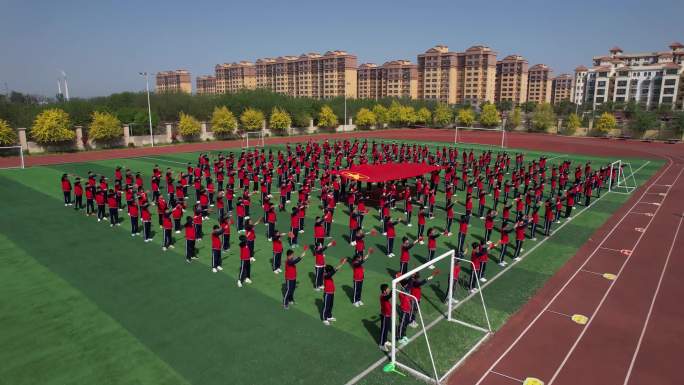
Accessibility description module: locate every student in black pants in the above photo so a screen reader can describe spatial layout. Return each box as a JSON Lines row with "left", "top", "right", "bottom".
{"left": 283, "top": 249, "right": 304, "bottom": 309}
{"left": 321, "top": 259, "right": 347, "bottom": 325}
{"left": 378, "top": 284, "right": 392, "bottom": 351}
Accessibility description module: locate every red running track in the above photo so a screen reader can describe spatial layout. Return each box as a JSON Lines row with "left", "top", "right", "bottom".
{"left": 2, "top": 128, "right": 683, "bottom": 385}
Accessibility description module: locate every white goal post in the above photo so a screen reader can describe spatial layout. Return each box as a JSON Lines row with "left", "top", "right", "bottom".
{"left": 0, "top": 146, "right": 25, "bottom": 169}
{"left": 390, "top": 249, "right": 492, "bottom": 384}
{"left": 241, "top": 131, "right": 265, "bottom": 149}
{"left": 454, "top": 126, "right": 507, "bottom": 149}
{"left": 608, "top": 160, "right": 636, "bottom": 194}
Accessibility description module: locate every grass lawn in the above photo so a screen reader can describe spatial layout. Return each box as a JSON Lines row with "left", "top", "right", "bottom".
{"left": 0, "top": 138, "right": 661, "bottom": 385}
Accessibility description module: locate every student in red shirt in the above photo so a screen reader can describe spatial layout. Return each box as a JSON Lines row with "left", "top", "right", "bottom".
{"left": 107, "top": 189, "right": 120, "bottom": 227}
{"left": 426, "top": 228, "right": 441, "bottom": 268}
{"left": 73, "top": 178, "right": 83, "bottom": 210}
{"left": 288, "top": 207, "right": 300, "bottom": 247}
{"left": 128, "top": 200, "right": 139, "bottom": 236}
{"left": 484, "top": 209, "right": 497, "bottom": 243}
{"left": 321, "top": 258, "right": 348, "bottom": 325}
{"left": 457, "top": 214, "right": 469, "bottom": 253}
{"left": 312, "top": 240, "right": 335, "bottom": 290}
{"left": 444, "top": 250, "right": 467, "bottom": 304}
{"left": 378, "top": 284, "right": 392, "bottom": 351}
{"left": 512, "top": 218, "right": 529, "bottom": 261}
{"left": 417, "top": 205, "right": 427, "bottom": 244}
{"left": 283, "top": 249, "right": 306, "bottom": 309}
{"left": 351, "top": 248, "right": 373, "bottom": 307}
{"left": 271, "top": 231, "right": 285, "bottom": 273}
{"left": 237, "top": 235, "right": 252, "bottom": 287}
{"left": 468, "top": 242, "right": 482, "bottom": 293}
{"left": 219, "top": 215, "right": 232, "bottom": 251}
{"left": 408, "top": 271, "right": 437, "bottom": 327}
{"left": 498, "top": 224, "right": 513, "bottom": 266}
{"left": 193, "top": 205, "right": 203, "bottom": 241}
{"left": 184, "top": 217, "right": 197, "bottom": 263}
{"left": 399, "top": 236, "right": 420, "bottom": 275}
{"left": 397, "top": 279, "right": 413, "bottom": 345}
{"left": 210, "top": 224, "right": 225, "bottom": 272}
{"left": 141, "top": 203, "right": 152, "bottom": 242}
{"left": 61, "top": 174, "right": 72, "bottom": 206}
{"left": 385, "top": 217, "right": 400, "bottom": 258}
{"left": 162, "top": 211, "right": 174, "bottom": 251}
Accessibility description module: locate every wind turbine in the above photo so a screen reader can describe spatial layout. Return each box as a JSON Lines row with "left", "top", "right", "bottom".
{"left": 57, "top": 79, "right": 63, "bottom": 98}
{"left": 61, "top": 70, "right": 70, "bottom": 101}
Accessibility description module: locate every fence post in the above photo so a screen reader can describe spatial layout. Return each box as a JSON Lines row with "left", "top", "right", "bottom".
{"left": 165, "top": 123, "right": 173, "bottom": 142}
{"left": 201, "top": 121, "right": 208, "bottom": 140}
{"left": 123, "top": 124, "right": 130, "bottom": 145}
{"left": 17, "top": 127, "right": 28, "bottom": 151}
{"left": 75, "top": 126, "right": 84, "bottom": 150}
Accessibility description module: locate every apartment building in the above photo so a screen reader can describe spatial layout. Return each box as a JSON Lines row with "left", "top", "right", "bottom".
{"left": 214, "top": 61, "right": 257, "bottom": 94}
{"left": 357, "top": 60, "right": 417, "bottom": 99}
{"left": 196, "top": 76, "right": 216, "bottom": 95}
{"left": 527, "top": 64, "right": 553, "bottom": 104}
{"left": 155, "top": 70, "right": 192, "bottom": 94}
{"left": 551, "top": 74, "right": 574, "bottom": 104}
{"left": 574, "top": 43, "right": 684, "bottom": 110}
{"left": 417, "top": 45, "right": 497, "bottom": 105}
{"left": 495, "top": 54, "right": 529, "bottom": 104}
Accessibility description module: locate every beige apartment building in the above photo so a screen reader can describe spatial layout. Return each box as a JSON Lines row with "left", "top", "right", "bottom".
{"left": 417, "top": 45, "right": 497, "bottom": 105}
{"left": 357, "top": 60, "right": 417, "bottom": 99}
{"left": 551, "top": 74, "right": 574, "bottom": 104}
{"left": 527, "top": 64, "right": 553, "bottom": 103}
{"left": 495, "top": 55, "right": 529, "bottom": 104}
{"left": 214, "top": 61, "right": 257, "bottom": 94}
{"left": 196, "top": 76, "right": 216, "bottom": 95}
{"left": 155, "top": 70, "right": 192, "bottom": 94}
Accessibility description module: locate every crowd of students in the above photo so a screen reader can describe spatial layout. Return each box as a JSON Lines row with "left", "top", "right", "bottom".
{"left": 59, "top": 139, "right": 618, "bottom": 351}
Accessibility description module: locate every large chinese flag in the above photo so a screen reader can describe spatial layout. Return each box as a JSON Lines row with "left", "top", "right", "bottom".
{"left": 334, "top": 162, "right": 441, "bottom": 183}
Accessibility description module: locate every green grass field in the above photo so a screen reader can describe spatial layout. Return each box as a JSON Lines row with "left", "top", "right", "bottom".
{"left": 0, "top": 139, "right": 661, "bottom": 385}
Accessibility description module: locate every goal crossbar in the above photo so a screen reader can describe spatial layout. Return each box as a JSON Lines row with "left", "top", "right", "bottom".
{"left": 0, "top": 146, "right": 25, "bottom": 169}
{"left": 453, "top": 126, "right": 507, "bottom": 149}
{"left": 241, "top": 131, "right": 265, "bottom": 149}
{"left": 608, "top": 160, "right": 636, "bottom": 194}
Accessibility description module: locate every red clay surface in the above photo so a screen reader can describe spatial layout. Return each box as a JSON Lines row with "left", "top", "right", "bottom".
{"left": 3, "top": 128, "right": 683, "bottom": 385}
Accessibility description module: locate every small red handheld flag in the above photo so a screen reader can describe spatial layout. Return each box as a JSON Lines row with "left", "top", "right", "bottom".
{"left": 302, "top": 245, "right": 309, "bottom": 251}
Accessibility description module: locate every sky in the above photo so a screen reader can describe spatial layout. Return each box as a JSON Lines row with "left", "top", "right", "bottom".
{"left": 1, "top": 0, "right": 682, "bottom": 98}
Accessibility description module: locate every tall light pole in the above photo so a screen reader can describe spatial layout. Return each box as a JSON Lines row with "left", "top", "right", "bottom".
{"left": 343, "top": 81, "right": 350, "bottom": 130}
{"left": 139, "top": 72, "right": 155, "bottom": 147}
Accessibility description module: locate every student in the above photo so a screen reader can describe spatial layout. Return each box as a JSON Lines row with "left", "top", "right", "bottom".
{"left": 399, "top": 236, "right": 420, "bottom": 275}
{"left": 529, "top": 205, "right": 540, "bottom": 241}
{"left": 444, "top": 249, "right": 467, "bottom": 304}
{"left": 426, "top": 228, "right": 440, "bottom": 269}
{"left": 283, "top": 249, "right": 305, "bottom": 309}
{"left": 397, "top": 279, "right": 413, "bottom": 345}
{"left": 378, "top": 284, "right": 392, "bottom": 351}
{"left": 172, "top": 203, "right": 184, "bottom": 233}
{"left": 457, "top": 214, "right": 469, "bottom": 253}
{"left": 107, "top": 189, "right": 120, "bottom": 226}
{"left": 141, "top": 203, "right": 153, "bottom": 242}
{"left": 73, "top": 178, "right": 84, "bottom": 210}
{"left": 61, "top": 174, "right": 72, "bottom": 206}
{"left": 272, "top": 231, "right": 284, "bottom": 273}
{"left": 85, "top": 185, "right": 95, "bottom": 216}
{"left": 313, "top": 240, "right": 336, "bottom": 290}
{"left": 351, "top": 248, "right": 373, "bottom": 307}
{"left": 385, "top": 217, "right": 400, "bottom": 258}
{"left": 484, "top": 209, "right": 497, "bottom": 243}
{"left": 237, "top": 235, "right": 252, "bottom": 287}
{"left": 193, "top": 205, "right": 203, "bottom": 241}
{"left": 497, "top": 224, "right": 512, "bottom": 266}
{"left": 468, "top": 243, "right": 482, "bottom": 293}
{"left": 128, "top": 200, "right": 139, "bottom": 236}
{"left": 219, "top": 215, "right": 232, "bottom": 251}
{"left": 478, "top": 240, "right": 499, "bottom": 283}
{"left": 184, "top": 216, "right": 197, "bottom": 263}
{"left": 408, "top": 271, "right": 437, "bottom": 328}
{"left": 445, "top": 202, "right": 455, "bottom": 236}
{"left": 321, "top": 258, "right": 348, "bottom": 325}
{"left": 210, "top": 225, "right": 225, "bottom": 272}
{"left": 162, "top": 211, "right": 174, "bottom": 251}
{"left": 244, "top": 217, "right": 261, "bottom": 261}
{"left": 417, "top": 206, "right": 427, "bottom": 243}
{"left": 512, "top": 218, "right": 528, "bottom": 261}
{"left": 266, "top": 206, "right": 278, "bottom": 241}
{"left": 288, "top": 207, "right": 299, "bottom": 247}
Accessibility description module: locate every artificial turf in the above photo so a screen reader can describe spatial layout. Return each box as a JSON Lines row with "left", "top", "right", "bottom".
{"left": 0, "top": 139, "right": 662, "bottom": 385}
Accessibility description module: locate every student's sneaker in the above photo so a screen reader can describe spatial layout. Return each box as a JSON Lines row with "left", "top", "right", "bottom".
{"left": 353, "top": 302, "right": 360, "bottom": 307}
{"left": 470, "top": 288, "right": 479, "bottom": 294}
{"left": 498, "top": 262, "right": 507, "bottom": 267}
{"left": 267, "top": 238, "right": 272, "bottom": 242}
{"left": 419, "top": 241, "right": 424, "bottom": 245}
{"left": 283, "top": 305, "right": 289, "bottom": 310}
{"left": 513, "top": 257, "right": 521, "bottom": 261}
{"left": 244, "top": 216, "right": 250, "bottom": 220}
{"left": 388, "top": 253, "right": 395, "bottom": 258}
{"left": 447, "top": 232, "right": 453, "bottom": 236}
{"left": 384, "top": 341, "right": 392, "bottom": 348}
{"left": 358, "top": 301, "right": 364, "bottom": 306}
{"left": 116, "top": 223, "right": 121, "bottom": 226}
{"left": 480, "top": 217, "right": 485, "bottom": 220}
{"left": 274, "top": 269, "right": 280, "bottom": 274}
{"left": 531, "top": 238, "right": 537, "bottom": 241}
{"left": 169, "top": 245, "right": 175, "bottom": 249}
{"left": 399, "top": 336, "right": 409, "bottom": 345}
{"left": 323, "top": 320, "right": 331, "bottom": 326}
{"left": 237, "top": 280, "right": 243, "bottom": 288}
{"left": 407, "top": 223, "right": 412, "bottom": 227}
{"left": 486, "top": 240, "right": 493, "bottom": 244}
{"left": 212, "top": 268, "right": 218, "bottom": 273}
{"left": 65, "top": 204, "right": 68, "bottom": 207}
{"left": 162, "top": 247, "right": 167, "bottom": 251}
{"left": 350, "top": 241, "right": 356, "bottom": 246}
{"left": 556, "top": 220, "right": 561, "bottom": 224}
{"left": 97, "top": 219, "right": 101, "bottom": 222}
{"left": 244, "top": 278, "right": 252, "bottom": 284}
{"left": 192, "top": 256, "right": 199, "bottom": 260}
{"left": 379, "top": 344, "right": 389, "bottom": 352}
{"left": 429, "top": 265, "right": 435, "bottom": 270}
{"left": 480, "top": 277, "right": 487, "bottom": 283}
{"left": 250, "top": 257, "right": 256, "bottom": 262}
{"left": 314, "top": 287, "right": 321, "bottom": 291}
{"left": 430, "top": 216, "right": 435, "bottom": 219}
{"left": 217, "top": 266, "right": 223, "bottom": 271}
{"left": 382, "top": 232, "right": 387, "bottom": 236}
{"left": 327, "top": 317, "right": 337, "bottom": 322}
{"left": 409, "top": 321, "right": 418, "bottom": 329}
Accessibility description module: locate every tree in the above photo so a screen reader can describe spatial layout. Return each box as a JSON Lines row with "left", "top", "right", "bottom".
{"left": 31, "top": 108, "right": 74, "bottom": 144}
{"left": 210, "top": 106, "right": 237, "bottom": 137}
{"left": 400, "top": 105, "right": 417, "bottom": 125}
{"left": 595, "top": 112, "right": 617, "bottom": 132}
{"left": 432, "top": 103, "right": 453, "bottom": 127}
{"left": 240, "top": 108, "right": 265, "bottom": 131}
{"left": 521, "top": 101, "right": 537, "bottom": 113}
{"left": 531, "top": 103, "right": 556, "bottom": 131}
{"left": 628, "top": 110, "right": 658, "bottom": 134}
{"left": 479, "top": 103, "right": 501, "bottom": 127}
{"left": 131, "top": 110, "right": 160, "bottom": 135}
{"left": 88, "top": 111, "right": 122, "bottom": 143}
{"left": 269, "top": 107, "right": 292, "bottom": 131}
{"left": 178, "top": 112, "right": 201, "bottom": 137}
{"left": 509, "top": 107, "right": 522, "bottom": 129}
{"left": 669, "top": 112, "right": 684, "bottom": 137}
{"left": 456, "top": 108, "right": 475, "bottom": 127}
{"left": 564, "top": 113, "right": 582, "bottom": 135}
{"left": 387, "top": 101, "right": 403, "bottom": 126}
{"left": 355, "top": 108, "right": 376, "bottom": 128}
{"left": 0, "top": 118, "right": 17, "bottom": 145}
{"left": 317, "top": 105, "right": 338, "bottom": 128}
{"left": 495, "top": 100, "right": 513, "bottom": 112}
{"left": 292, "top": 111, "right": 312, "bottom": 128}
{"left": 372, "top": 104, "right": 389, "bottom": 127}
{"left": 415, "top": 107, "right": 432, "bottom": 125}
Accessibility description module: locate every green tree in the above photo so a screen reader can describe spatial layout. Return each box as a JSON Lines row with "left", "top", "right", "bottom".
{"left": 509, "top": 107, "right": 522, "bottom": 128}
{"left": 456, "top": 108, "right": 475, "bottom": 127}
{"left": 355, "top": 108, "right": 376, "bottom": 128}
{"left": 372, "top": 104, "right": 389, "bottom": 127}
{"left": 669, "top": 112, "right": 684, "bottom": 137}
{"left": 269, "top": 107, "right": 292, "bottom": 131}
{"left": 564, "top": 113, "right": 581, "bottom": 135}
{"left": 240, "top": 108, "right": 265, "bottom": 131}
{"left": 31, "top": 108, "right": 74, "bottom": 144}
{"left": 479, "top": 103, "right": 501, "bottom": 127}
{"left": 292, "top": 111, "right": 312, "bottom": 128}
{"left": 88, "top": 111, "right": 122, "bottom": 143}
{"left": 628, "top": 110, "right": 658, "bottom": 134}
{"left": 531, "top": 103, "right": 556, "bottom": 131}
{"left": 521, "top": 101, "right": 537, "bottom": 113}
{"left": 0, "top": 118, "right": 17, "bottom": 145}
{"left": 387, "top": 101, "right": 403, "bottom": 126}
{"left": 400, "top": 105, "right": 417, "bottom": 125}
{"left": 495, "top": 100, "right": 513, "bottom": 112}
{"left": 131, "top": 110, "right": 160, "bottom": 135}
{"left": 595, "top": 112, "right": 617, "bottom": 132}
{"left": 415, "top": 107, "right": 432, "bottom": 125}
{"left": 210, "top": 106, "right": 237, "bottom": 137}
{"left": 432, "top": 103, "right": 453, "bottom": 127}
{"left": 178, "top": 112, "right": 201, "bottom": 137}
{"left": 317, "top": 105, "right": 338, "bottom": 128}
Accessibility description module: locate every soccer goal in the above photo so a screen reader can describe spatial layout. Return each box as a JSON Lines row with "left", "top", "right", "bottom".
{"left": 608, "top": 160, "right": 636, "bottom": 194}
{"left": 454, "top": 126, "right": 507, "bottom": 149}
{"left": 389, "top": 249, "right": 492, "bottom": 384}
{"left": 0, "top": 146, "right": 25, "bottom": 169}
{"left": 241, "top": 131, "right": 265, "bottom": 149}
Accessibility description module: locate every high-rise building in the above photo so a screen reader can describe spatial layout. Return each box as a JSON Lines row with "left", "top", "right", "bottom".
{"left": 495, "top": 54, "right": 529, "bottom": 104}
{"left": 155, "top": 70, "right": 192, "bottom": 94}
{"left": 357, "top": 60, "right": 417, "bottom": 99}
{"left": 214, "top": 61, "right": 257, "bottom": 94}
{"left": 527, "top": 64, "right": 553, "bottom": 104}
{"left": 551, "top": 74, "right": 574, "bottom": 104}
{"left": 573, "top": 43, "right": 684, "bottom": 110}
{"left": 417, "top": 45, "right": 497, "bottom": 105}
{"left": 196, "top": 76, "right": 216, "bottom": 95}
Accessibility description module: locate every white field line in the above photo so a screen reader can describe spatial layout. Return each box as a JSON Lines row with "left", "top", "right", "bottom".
{"left": 344, "top": 160, "right": 652, "bottom": 385}
{"left": 471, "top": 159, "right": 672, "bottom": 385}
{"left": 546, "top": 165, "right": 683, "bottom": 385}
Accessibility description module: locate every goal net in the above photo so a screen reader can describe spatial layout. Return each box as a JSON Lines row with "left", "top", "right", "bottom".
{"left": 608, "top": 160, "right": 636, "bottom": 194}
{"left": 454, "top": 126, "right": 507, "bottom": 149}
{"left": 389, "top": 249, "right": 492, "bottom": 384}
{"left": 0, "top": 146, "right": 25, "bottom": 169}
{"left": 241, "top": 131, "right": 265, "bottom": 149}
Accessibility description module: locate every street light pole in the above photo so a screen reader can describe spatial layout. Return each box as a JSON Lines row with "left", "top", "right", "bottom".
{"left": 139, "top": 72, "right": 154, "bottom": 147}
